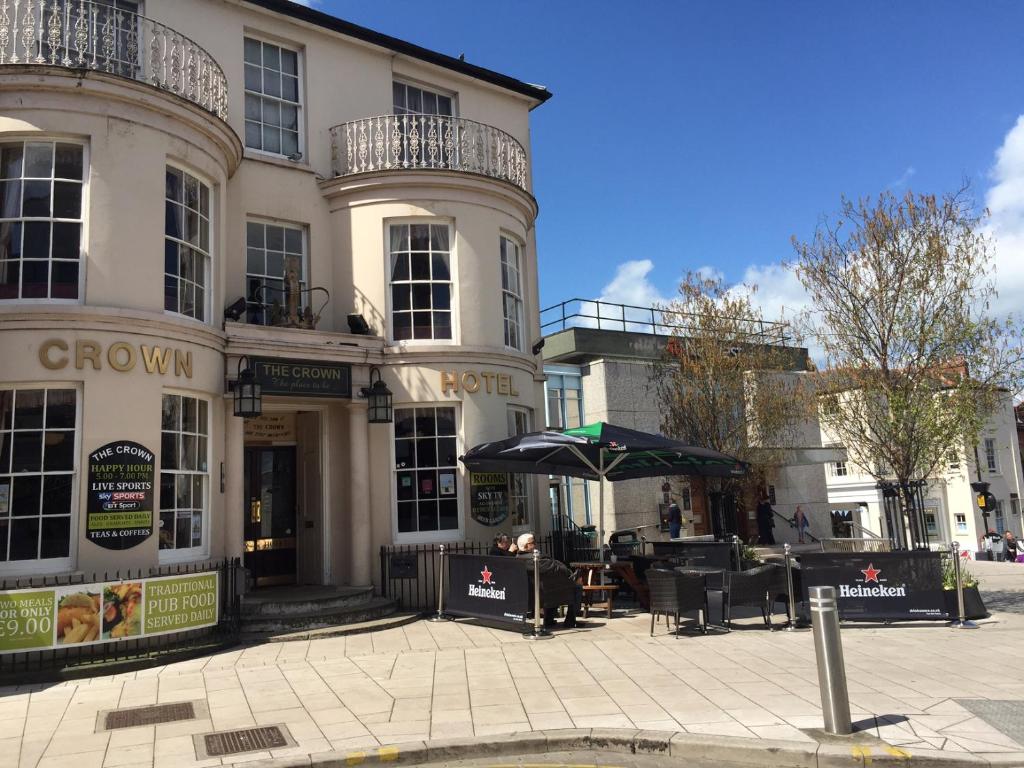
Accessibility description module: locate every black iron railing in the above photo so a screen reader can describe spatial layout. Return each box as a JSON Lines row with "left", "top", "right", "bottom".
{"left": 0, "top": 557, "right": 241, "bottom": 681}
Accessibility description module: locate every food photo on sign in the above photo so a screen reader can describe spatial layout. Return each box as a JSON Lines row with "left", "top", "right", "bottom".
{"left": 102, "top": 583, "right": 143, "bottom": 640}
{"left": 55, "top": 586, "right": 101, "bottom": 645}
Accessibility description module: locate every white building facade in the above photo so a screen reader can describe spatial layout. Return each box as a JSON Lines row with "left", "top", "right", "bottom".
{"left": 0, "top": 0, "right": 551, "bottom": 587}
{"left": 822, "top": 393, "right": 1024, "bottom": 555}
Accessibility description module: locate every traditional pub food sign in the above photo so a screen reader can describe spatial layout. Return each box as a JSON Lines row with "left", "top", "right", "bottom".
{"left": 470, "top": 472, "right": 509, "bottom": 526}
{"left": 251, "top": 357, "right": 352, "bottom": 397}
{"left": 445, "top": 553, "right": 529, "bottom": 624}
{"left": 86, "top": 440, "right": 155, "bottom": 549}
{"left": 799, "top": 551, "right": 948, "bottom": 621}
{"left": 0, "top": 571, "right": 218, "bottom": 654}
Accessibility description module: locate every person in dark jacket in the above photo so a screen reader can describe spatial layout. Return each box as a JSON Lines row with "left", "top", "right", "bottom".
{"left": 1005, "top": 531, "right": 1020, "bottom": 562}
{"left": 516, "top": 533, "right": 582, "bottom": 628}
{"left": 667, "top": 500, "right": 683, "bottom": 539}
{"left": 756, "top": 493, "right": 776, "bottom": 545}
{"left": 489, "top": 534, "right": 516, "bottom": 556}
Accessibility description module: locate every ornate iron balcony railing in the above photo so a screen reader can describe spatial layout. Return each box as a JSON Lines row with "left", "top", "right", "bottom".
{"left": 330, "top": 114, "right": 529, "bottom": 192}
{"left": 0, "top": 0, "right": 228, "bottom": 120}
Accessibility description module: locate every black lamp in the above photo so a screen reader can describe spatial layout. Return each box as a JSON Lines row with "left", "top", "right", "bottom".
{"left": 233, "top": 356, "right": 262, "bottom": 418}
{"left": 360, "top": 368, "right": 393, "bottom": 424}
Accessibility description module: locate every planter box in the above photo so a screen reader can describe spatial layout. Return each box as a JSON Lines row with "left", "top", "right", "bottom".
{"left": 944, "top": 586, "right": 988, "bottom": 620}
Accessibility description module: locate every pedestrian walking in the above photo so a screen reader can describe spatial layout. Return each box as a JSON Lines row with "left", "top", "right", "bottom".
{"left": 756, "top": 493, "right": 776, "bottom": 545}
{"left": 793, "top": 504, "right": 809, "bottom": 544}
{"left": 667, "top": 499, "right": 682, "bottom": 539}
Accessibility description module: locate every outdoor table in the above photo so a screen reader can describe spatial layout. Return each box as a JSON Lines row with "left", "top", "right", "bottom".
{"left": 675, "top": 565, "right": 728, "bottom": 631}
{"left": 571, "top": 561, "right": 650, "bottom": 610}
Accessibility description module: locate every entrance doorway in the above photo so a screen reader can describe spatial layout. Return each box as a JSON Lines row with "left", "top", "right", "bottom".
{"left": 244, "top": 446, "right": 297, "bottom": 587}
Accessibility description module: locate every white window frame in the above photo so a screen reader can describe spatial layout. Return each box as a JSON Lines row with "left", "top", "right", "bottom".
{"left": 164, "top": 162, "right": 212, "bottom": 324}
{"left": 955, "top": 512, "right": 968, "bottom": 534}
{"left": 158, "top": 391, "right": 210, "bottom": 564}
{"left": 0, "top": 383, "right": 81, "bottom": 577}
{"left": 995, "top": 500, "right": 1006, "bottom": 535}
{"left": 392, "top": 80, "right": 456, "bottom": 117}
{"left": 384, "top": 219, "right": 458, "bottom": 346}
{"left": 0, "top": 137, "right": 88, "bottom": 305}
{"left": 243, "top": 34, "right": 304, "bottom": 159}
{"left": 244, "top": 218, "right": 308, "bottom": 325}
{"left": 985, "top": 438, "right": 999, "bottom": 474}
{"left": 500, "top": 233, "right": 525, "bottom": 352}
{"left": 833, "top": 460, "right": 848, "bottom": 477}
{"left": 391, "top": 403, "right": 463, "bottom": 544}
{"left": 507, "top": 406, "right": 533, "bottom": 532}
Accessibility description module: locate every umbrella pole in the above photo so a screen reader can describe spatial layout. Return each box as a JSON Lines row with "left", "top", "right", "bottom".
{"left": 598, "top": 450, "right": 605, "bottom": 566}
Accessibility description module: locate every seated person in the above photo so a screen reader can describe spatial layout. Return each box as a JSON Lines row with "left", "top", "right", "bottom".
{"left": 516, "top": 533, "right": 582, "bottom": 628}
{"left": 489, "top": 534, "right": 517, "bottom": 556}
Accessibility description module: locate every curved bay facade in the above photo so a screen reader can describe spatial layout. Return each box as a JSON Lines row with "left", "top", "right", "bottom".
{"left": 0, "top": 0, "right": 550, "bottom": 587}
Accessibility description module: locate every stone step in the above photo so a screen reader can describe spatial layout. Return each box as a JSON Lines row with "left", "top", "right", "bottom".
{"left": 240, "top": 595, "right": 396, "bottom": 634}
{"left": 258, "top": 612, "right": 422, "bottom": 643}
{"left": 240, "top": 585, "right": 374, "bottom": 617}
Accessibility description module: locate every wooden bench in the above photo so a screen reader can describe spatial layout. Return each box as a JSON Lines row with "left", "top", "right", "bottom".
{"left": 581, "top": 584, "right": 618, "bottom": 618}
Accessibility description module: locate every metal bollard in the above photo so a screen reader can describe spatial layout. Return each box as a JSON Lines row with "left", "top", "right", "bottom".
{"left": 809, "top": 586, "right": 852, "bottom": 735}
{"left": 428, "top": 544, "right": 448, "bottom": 622}
{"left": 732, "top": 534, "right": 742, "bottom": 570}
{"left": 784, "top": 543, "right": 801, "bottom": 631}
{"left": 523, "top": 549, "right": 552, "bottom": 640}
{"left": 948, "top": 541, "right": 978, "bottom": 630}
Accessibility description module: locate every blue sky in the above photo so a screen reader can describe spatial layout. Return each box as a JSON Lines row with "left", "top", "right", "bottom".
{"left": 301, "top": 1, "right": 1024, "bottom": 318}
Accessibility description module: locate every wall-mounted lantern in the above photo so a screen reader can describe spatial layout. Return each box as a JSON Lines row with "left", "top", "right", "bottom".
{"left": 361, "top": 368, "right": 393, "bottom": 424}
{"left": 233, "top": 355, "right": 262, "bottom": 418}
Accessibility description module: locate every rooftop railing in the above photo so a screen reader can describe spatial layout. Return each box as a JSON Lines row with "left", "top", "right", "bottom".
{"left": 541, "top": 298, "right": 793, "bottom": 345}
{"left": 0, "top": 0, "right": 228, "bottom": 120}
{"left": 330, "top": 114, "right": 529, "bottom": 192}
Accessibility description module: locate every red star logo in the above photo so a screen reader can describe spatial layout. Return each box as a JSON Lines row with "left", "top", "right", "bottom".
{"left": 480, "top": 565, "right": 493, "bottom": 585}
{"left": 861, "top": 563, "right": 881, "bottom": 583}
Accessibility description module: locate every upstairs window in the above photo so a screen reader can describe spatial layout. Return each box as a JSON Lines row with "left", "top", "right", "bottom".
{"left": 0, "top": 140, "right": 84, "bottom": 301}
{"left": 833, "top": 461, "right": 848, "bottom": 477}
{"left": 393, "top": 82, "right": 453, "bottom": 116}
{"left": 500, "top": 235, "right": 524, "bottom": 351}
{"left": 985, "top": 438, "right": 999, "bottom": 473}
{"left": 389, "top": 223, "right": 452, "bottom": 342}
{"left": 244, "top": 37, "right": 301, "bottom": 157}
{"left": 164, "top": 166, "right": 210, "bottom": 321}
{"left": 245, "top": 221, "right": 306, "bottom": 325}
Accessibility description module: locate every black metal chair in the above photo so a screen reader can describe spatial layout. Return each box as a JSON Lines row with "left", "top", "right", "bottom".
{"left": 721, "top": 564, "right": 778, "bottom": 629}
{"left": 647, "top": 568, "right": 708, "bottom": 636}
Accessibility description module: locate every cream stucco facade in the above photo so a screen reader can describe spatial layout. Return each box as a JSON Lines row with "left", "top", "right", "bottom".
{"left": 0, "top": 0, "right": 551, "bottom": 587}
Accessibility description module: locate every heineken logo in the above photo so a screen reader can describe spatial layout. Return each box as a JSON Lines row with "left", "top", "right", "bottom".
{"left": 838, "top": 562, "right": 907, "bottom": 598}
{"left": 468, "top": 564, "right": 506, "bottom": 600}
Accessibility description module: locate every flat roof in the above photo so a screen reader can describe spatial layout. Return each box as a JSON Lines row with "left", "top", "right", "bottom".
{"left": 242, "top": 1, "right": 553, "bottom": 107}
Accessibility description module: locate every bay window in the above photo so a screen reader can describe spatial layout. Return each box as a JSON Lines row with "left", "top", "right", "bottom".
{"left": 389, "top": 223, "right": 452, "bottom": 341}
{"left": 164, "top": 166, "right": 210, "bottom": 321}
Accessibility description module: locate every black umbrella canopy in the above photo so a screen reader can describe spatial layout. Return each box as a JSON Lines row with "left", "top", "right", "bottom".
{"left": 459, "top": 422, "right": 748, "bottom": 481}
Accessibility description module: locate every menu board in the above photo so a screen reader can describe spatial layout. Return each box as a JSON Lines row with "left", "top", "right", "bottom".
{"left": 0, "top": 572, "right": 218, "bottom": 654}
{"left": 470, "top": 472, "right": 509, "bottom": 526}
{"left": 86, "top": 441, "right": 155, "bottom": 550}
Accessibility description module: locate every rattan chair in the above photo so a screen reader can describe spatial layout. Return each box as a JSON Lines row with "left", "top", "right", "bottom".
{"left": 721, "top": 564, "right": 778, "bottom": 629}
{"left": 647, "top": 568, "right": 708, "bottom": 636}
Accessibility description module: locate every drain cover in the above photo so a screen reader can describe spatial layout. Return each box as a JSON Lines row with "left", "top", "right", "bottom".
{"left": 195, "top": 725, "right": 294, "bottom": 758}
{"left": 954, "top": 700, "right": 1024, "bottom": 745}
{"left": 103, "top": 702, "right": 197, "bottom": 730}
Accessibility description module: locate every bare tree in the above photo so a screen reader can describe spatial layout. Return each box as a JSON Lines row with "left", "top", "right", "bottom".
{"left": 792, "top": 188, "right": 1024, "bottom": 546}
{"left": 654, "top": 272, "right": 809, "bottom": 529}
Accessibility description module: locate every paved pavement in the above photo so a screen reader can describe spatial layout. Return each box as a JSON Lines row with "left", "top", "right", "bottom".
{"left": 2, "top": 560, "right": 1024, "bottom": 768}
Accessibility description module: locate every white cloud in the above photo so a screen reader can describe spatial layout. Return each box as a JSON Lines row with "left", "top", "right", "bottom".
{"left": 985, "top": 115, "right": 1024, "bottom": 316}
{"left": 598, "top": 259, "right": 671, "bottom": 307}
{"left": 887, "top": 166, "right": 917, "bottom": 190}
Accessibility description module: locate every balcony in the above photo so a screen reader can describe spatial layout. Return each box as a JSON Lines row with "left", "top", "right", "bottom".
{"left": 329, "top": 114, "right": 529, "bottom": 193}
{"left": 0, "top": 0, "right": 227, "bottom": 120}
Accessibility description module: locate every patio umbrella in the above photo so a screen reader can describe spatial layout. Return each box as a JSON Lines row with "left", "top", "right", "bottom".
{"left": 460, "top": 421, "right": 748, "bottom": 557}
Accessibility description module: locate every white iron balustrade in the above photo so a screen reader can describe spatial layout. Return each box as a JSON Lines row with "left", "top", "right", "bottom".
{"left": 330, "top": 114, "right": 529, "bottom": 192}
{"left": 0, "top": 0, "right": 227, "bottom": 120}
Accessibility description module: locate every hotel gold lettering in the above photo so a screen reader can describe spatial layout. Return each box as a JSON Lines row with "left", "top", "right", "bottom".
{"left": 441, "top": 370, "right": 518, "bottom": 397}
{"left": 39, "top": 339, "right": 193, "bottom": 379}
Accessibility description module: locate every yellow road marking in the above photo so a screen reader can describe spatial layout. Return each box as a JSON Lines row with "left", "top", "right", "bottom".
{"left": 884, "top": 746, "right": 912, "bottom": 759}
{"left": 345, "top": 751, "right": 366, "bottom": 765}
{"left": 378, "top": 746, "right": 401, "bottom": 762}
{"left": 851, "top": 745, "right": 873, "bottom": 764}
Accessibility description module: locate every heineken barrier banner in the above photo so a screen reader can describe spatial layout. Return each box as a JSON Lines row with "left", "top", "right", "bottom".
{"left": 445, "top": 553, "right": 529, "bottom": 624}
{"left": 799, "top": 551, "right": 947, "bottom": 621}
{"left": 0, "top": 571, "right": 218, "bottom": 654}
